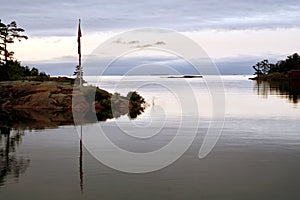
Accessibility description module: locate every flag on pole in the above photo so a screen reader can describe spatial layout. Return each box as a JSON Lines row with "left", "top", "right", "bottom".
{"left": 77, "top": 19, "right": 82, "bottom": 55}
{"left": 77, "top": 19, "right": 82, "bottom": 86}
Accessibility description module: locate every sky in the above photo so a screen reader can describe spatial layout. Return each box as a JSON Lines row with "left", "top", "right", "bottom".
{"left": 1, "top": 0, "right": 300, "bottom": 75}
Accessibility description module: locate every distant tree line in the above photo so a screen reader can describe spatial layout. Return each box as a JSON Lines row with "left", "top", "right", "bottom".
{"left": 0, "top": 60, "right": 49, "bottom": 81}
{"left": 253, "top": 53, "right": 300, "bottom": 76}
{"left": 0, "top": 20, "right": 49, "bottom": 81}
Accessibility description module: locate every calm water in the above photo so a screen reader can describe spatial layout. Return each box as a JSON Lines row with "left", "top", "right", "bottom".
{"left": 1, "top": 76, "right": 300, "bottom": 200}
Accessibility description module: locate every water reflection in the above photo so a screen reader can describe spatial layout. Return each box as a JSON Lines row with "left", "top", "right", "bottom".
{"left": 255, "top": 80, "right": 300, "bottom": 104}
{"left": 0, "top": 127, "right": 30, "bottom": 187}
{"left": 79, "top": 127, "right": 84, "bottom": 193}
{"left": 0, "top": 100, "right": 145, "bottom": 189}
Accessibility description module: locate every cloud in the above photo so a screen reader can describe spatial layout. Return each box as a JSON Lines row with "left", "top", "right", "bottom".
{"left": 154, "top": 41, "right": 165, "bottom": 45}
{"left": 134, "top": 44, "right": 153, "bottom": 48}
{"left": 133, "top": 41, "right": 165, "bottom": 48}
{"left": 128, "top": 40, "right": 139, "bottom": 44}
{"left": 112, "top": 38, "right": 140, "bottom": 44}
{"left": 1, "top": 0, "right": 300, "bottom": 36}
{"left": 112, "top": 38, "right": 166, "bottom": 48}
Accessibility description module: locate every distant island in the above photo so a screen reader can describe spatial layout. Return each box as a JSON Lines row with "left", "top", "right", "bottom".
{"left": 165, "top": 75, "right": 203, "bottom": 78}
{"left": 249, "top": 53, "right": 300, "bottom": 81}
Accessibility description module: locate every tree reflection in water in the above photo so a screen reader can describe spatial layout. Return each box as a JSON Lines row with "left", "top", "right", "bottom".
{"left": 255, "top": 80, "right": 300, "bottom": 104}
{"left": 0, "top": 127, "right": 30, "bottom": 187}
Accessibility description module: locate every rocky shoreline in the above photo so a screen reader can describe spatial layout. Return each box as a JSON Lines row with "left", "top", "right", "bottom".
{"left": 0, "top": 80, "right": 146, "bottom": 128}
{"left": 249, "top": 72, "right": 289, "bottom": 81}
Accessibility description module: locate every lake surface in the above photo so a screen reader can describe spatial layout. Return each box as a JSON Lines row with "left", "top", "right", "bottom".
{"left": 1, "top": 76, "right": 300, "bottom": 200}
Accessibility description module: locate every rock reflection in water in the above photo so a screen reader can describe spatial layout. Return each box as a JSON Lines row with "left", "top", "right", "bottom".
{"left": 0, "top": 98, "right": 146, "bottom": 130}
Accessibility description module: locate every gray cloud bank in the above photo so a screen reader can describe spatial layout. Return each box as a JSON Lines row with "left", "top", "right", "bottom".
{"left": 1, "top": 0, "right": 300, "bottom": 36}
{"left": 25, "top": 54, "right": 287, "bottom": 76}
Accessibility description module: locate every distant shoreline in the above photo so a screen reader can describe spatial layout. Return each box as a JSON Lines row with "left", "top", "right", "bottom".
{"left": 164, "top": 75, "right": 203, "bottom": 79}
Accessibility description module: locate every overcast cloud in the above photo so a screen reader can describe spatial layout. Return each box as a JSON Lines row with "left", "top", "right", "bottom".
{"left": 1, "top": 0, "right": 299, "bottom": 75}
{"left": 1, "top": 0, "right": 300, "bottom": 36}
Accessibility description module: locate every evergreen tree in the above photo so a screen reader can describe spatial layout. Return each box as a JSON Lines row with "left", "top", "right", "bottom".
{"left": 0, "top": 20, "right": 28, "bottom": 63}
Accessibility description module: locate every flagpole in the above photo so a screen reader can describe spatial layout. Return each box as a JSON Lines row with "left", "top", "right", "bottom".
{"left": 78, "top": 19, "right": 82, "bottom": 86}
